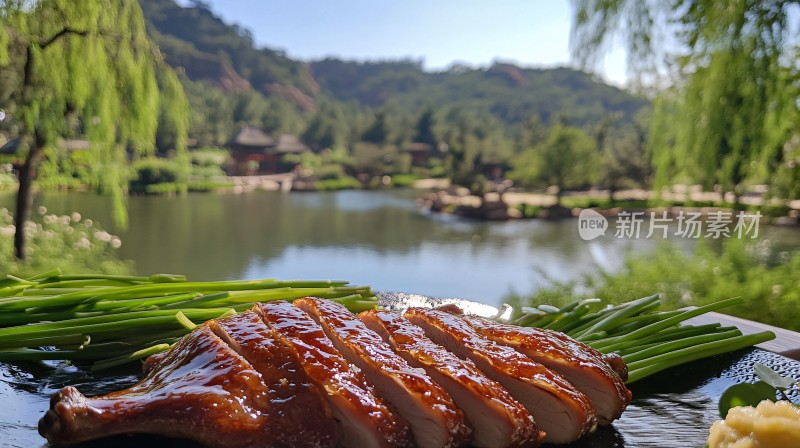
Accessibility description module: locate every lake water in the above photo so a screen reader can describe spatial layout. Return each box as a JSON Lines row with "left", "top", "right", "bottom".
{"left": 2, "top": 189, "right": 799, "bottom": 307}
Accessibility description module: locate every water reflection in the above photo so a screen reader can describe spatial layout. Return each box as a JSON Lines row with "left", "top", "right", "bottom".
{"left": 1, "top": 190, "right": 798, "bottom": 307}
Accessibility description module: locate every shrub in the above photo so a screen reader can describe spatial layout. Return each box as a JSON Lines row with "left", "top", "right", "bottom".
{"left": 145, "top": 182, "right": 185, "bottom": 195}
{"left": 0, "top": 173, "right": 17, "bottom": 190}
{"left": 190, "top": 148, "right": 230, "bottom": 167}
{"left": 315, "top": 176, "right": 361, "bottom": 191}
{"left": 0, "top": 207, "right": 132, "bottom": 277}
{"left": 505, "top": 238, "right": 800, "bottom": 331}
{"left": 130, "top": 158, "right": 189, "bottom": 194}
{"left": 390, "top": 174, "right": 418, "bottom": 188}
{"left": 35, "top": 174, "right": 83, "bottom": 190}
{"left": 515, "top": 203, "right": 543, "bottom": 218}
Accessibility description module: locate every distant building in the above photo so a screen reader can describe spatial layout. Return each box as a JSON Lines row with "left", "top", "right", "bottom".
{"left": 404, "top": 142, "right": 435, "bottom": 166}
{"left": 274, "top": 134, "right": 308, "bottom": 156}
{"left": 225, "top": 126, "right": 309, "bottom": 175}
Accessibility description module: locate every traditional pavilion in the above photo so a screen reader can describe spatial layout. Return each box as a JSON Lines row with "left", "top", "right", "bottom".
{"left": 225, "top": 126, "right": 309, "bottom": 175}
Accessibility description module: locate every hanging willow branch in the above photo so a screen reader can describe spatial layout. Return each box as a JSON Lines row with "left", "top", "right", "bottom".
{"left": 3, "top": 0, "right": 188, "bottom": 260}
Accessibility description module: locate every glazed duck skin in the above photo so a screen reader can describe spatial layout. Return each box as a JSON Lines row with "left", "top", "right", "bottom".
{"left": 464, "top": 316, "right": 632, "bottom": 425}
{"left": 210, "top": 311, "right": 340, "bottom": 446}
{"left": 360, "top": 309, "right": 542, "bottom": 448}
{"left": 40, "top": 325, "right": 289, "bottom": 448}
{"left": 38, "top": 298, "right": 636, "bottom": 447}
{"left": 296, "top": 298, "right": 471, "bottom": 448}
{"left": 254, "top": 301, "right": 414, "bottom": 448}
{"left": 404, "top": 308, "right": 597, "bottom": 445}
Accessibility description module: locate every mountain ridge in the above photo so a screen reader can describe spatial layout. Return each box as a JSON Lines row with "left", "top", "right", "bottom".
{"left": 139, "top": 0, "right": 647, "bottom": 134}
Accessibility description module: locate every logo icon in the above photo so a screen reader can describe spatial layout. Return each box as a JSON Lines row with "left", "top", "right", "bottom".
{"left": 578, "top": 209, "right": 608, "bottom": 241}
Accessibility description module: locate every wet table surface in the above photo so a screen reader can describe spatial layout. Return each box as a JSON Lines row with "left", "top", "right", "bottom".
{"left": 1, "top": 293, "right": 799, "bottom": 448}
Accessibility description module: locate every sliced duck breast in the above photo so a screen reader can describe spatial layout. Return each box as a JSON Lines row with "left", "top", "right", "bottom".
{"left": 360, "top": 309, "right": 542, "bottom": 448}
{"left": 465, "top": 316, "right": 632, "bottom": 424}
{"left": 295, "top": 298, "right": 471, "bottom": 448}
{"left": 209, "top": 311, "right": 340, "bottom": 446}
{"left": 255, "top": 301, "right": 413, "bottom": 448}
{"left": 404, "top": 307, "right": 597, "bottom": 445}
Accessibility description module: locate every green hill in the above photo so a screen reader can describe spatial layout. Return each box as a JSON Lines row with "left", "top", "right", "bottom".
{"left": 310, "top": 59, "right": 645, "bottom": 126}
{"left": 139, "top": 0, "right": 318, "bottom": 110}
{"left": 139, "top": 0, "right": 648, "bottom": 142}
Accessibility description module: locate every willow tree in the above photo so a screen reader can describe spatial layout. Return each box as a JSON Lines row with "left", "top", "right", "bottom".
{"left": 571, "top": 0, "right": 799, "bottom": 202}
{"left": 0, "top": 0, "right": 186, "bottom": 259}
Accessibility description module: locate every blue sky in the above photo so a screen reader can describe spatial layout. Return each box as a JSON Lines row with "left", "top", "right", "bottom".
{"left": 190, "top": 0, "right": 628, "bottom": 85}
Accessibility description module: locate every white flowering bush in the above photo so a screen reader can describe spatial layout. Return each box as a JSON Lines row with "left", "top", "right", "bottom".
{"left": 0, "top": 207, "right": 132, "bottom": 277}
{"left": 0, "top": 173, "right": 17, "bottom": 189}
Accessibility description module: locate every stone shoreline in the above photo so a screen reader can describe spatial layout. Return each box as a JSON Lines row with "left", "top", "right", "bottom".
{"left": 418, "top": 185, "right": 800, "bottom": 226}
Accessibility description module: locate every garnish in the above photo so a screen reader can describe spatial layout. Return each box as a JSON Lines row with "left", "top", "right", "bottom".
{"left": 511, "top": 294, "right": 776, "bottom": 383}
{"left": 0, "top": 269, "right": 378, "bottom": 369}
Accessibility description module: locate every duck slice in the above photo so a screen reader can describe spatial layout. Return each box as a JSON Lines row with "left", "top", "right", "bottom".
{"left": 255, "top": 301, "right": 413, "bottom": 448}
{"left": 209, "top": 311, "right": 340, "bottom": 446}
{"left": 40, "top": 325, "right": 300, "bottom": 448}
{"left": 404, "top": 307, "right": 597, "bottom": 445}
{"left": 295, "top": 298, "right": 471, "bottom": 448}
{"left": 360, "top": 309, "right": 542, "bottom": 448}
{"left": 464, "top": 316, "right": 632, "bottom": 425}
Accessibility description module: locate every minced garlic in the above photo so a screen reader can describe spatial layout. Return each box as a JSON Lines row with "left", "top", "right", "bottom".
{"left": 707, "top": 400, "right": 800, "bottom": 448}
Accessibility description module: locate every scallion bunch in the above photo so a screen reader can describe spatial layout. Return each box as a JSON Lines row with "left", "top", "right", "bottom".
{"left": 511, "top": 294, "right": 775, "bottom": 383}
{"left": 0, "top": 269, "right": 377, "bottom": 370}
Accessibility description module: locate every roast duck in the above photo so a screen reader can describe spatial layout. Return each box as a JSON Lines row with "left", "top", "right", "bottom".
{"left": 39, "top": 298, "right": 632, "bottom": 447}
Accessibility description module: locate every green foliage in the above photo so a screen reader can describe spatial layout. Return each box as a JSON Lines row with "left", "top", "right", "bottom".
{"left": 571, "top": 0, "right": 800, "bottom": 201}
{"left": 142, "top": 182, "right": 182, "bottom": 194}
{"left": 593, "top": 111, "right": 651, "bottom": 195}
{"left": 139, "top": 0, "right": 316, "bottom": 96}
{"left": 178, "top": 77, "right": 308, "bottom": 149}
{"left": 180, "top": 78, "right": 236, "bottom": 147}
{"left": 770, "top": 135, "right": 800, "bottom": 200}
{"left": 311, "top": 59, "right": 646, "bottom": 127}
{"left": 155, "top": 66, "right": 190, "bottom": 157}
{"left": 509, "top": 239, "right": 800, "bottom": 331}
{"left": 302, "top": 100, "right": 351, "bottom": 150}
{"left": 389, "top": 174, "right": 418, "bottom": 188}
{"left": 362, "top": 112, "right": 389, "bottom": 144}
{"left": 509, "top": 124, "right": 597, "bottom": 200}
{"left": 413, "top": 108, "right": 437, "bottom": 146}
{"left": 514, "top": 203, "right": 543, "bottom": 219}
{"left": 0, "top": 0, "right": 190, "bottom": 260}
{"left": 0, "top": 172, "right": 17, "bottom": 189}
{"left": 349, "top": 143, "right": 410, "bottom": 186}
{"left": 315, "top": 176, "right": 361, "bottom": 191}
{"left": 129, "top": 157, "right": 188, "bottom": 194}
{"left": 130, "top": 0, "right": 656, "bottom": 197}
{"left": 284, "top": 147, "right": 353, "bottom": 179}
{"left": 0, "top": 207, "right": 132, "bottom": 277}
{"left": 187, "top": 150, "right": 231, "bottom": 191}
{"left": 137, "top": 0, "right": 648, "bottom": 158}
{"left": 661, "top": 46, "right": 795, "bottom": 198}
{"left": 436, "top": 108, "right": 514, "bottom": 195}
{"left": 189, "top": 147, "right": 229, "bottom": 167}
{"left": 187, "top": 180, "right": 233, "bottom": 192}
{"left": 34, "top": 144, "right": 102, "bottom": 191}
{"left": 559, "top": 197, "right": 650, "bottom": 209}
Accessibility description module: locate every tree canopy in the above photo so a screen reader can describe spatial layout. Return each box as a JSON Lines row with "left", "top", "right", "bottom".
{"left": 0, "top": 0, "right": 187, "bottom": 258}
{"left": 509, "top": 124, "right": 596, "bottom": 204}
{"left": 571, "top": 0, "right": 800, "bottom": 200}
